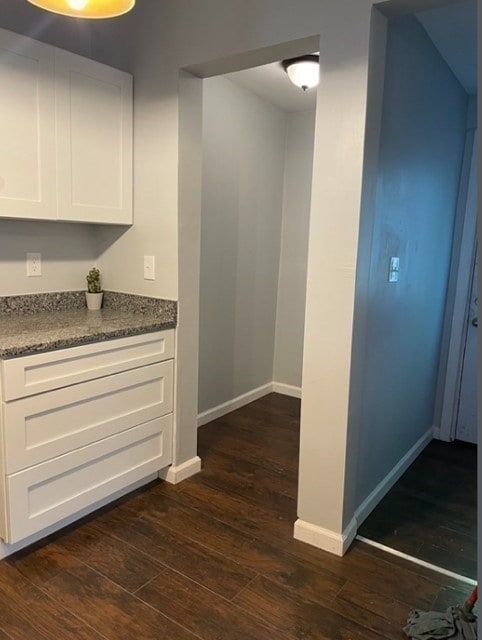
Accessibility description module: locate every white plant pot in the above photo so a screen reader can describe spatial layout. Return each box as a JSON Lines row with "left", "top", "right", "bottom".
{"left": 85, "top": 292, "right": 103, "bottom": 311}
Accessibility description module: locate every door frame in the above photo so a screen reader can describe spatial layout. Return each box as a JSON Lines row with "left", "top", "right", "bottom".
{"left": 438, "top": 135, "right": 477, "bottom": 442}
{"left": 454, "top": 244, "right": 477, "bottom": 442}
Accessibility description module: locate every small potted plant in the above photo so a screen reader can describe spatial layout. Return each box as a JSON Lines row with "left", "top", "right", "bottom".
{"left": 85, "top": 267, "right": 103, "bottom": 310}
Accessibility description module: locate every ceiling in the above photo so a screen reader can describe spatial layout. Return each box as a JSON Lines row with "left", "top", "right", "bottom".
{"left": 226, "top": 0, "right": 476, "bottom": 113}
{"left": 225, "top": 59, "right": 317, "bottom": 113}
{"left": 416, "top": 0, "right": 477, "bottom": 95}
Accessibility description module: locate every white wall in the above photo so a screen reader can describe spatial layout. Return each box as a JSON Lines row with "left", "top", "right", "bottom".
{"left": 354, "top": 15, "right": 468, "bottom": 506}
{"left": 274, "top": 110, "right": 315, "bottom": 388}
{"left": 86, "top": 0, "right": 476, "bottom": 553}
{"left": 296, "top": 3, "right": 377, "bottom": 546}
{"left": 87, "top": 0, "right": 379, "bottom": 305}
{"left": 0, "top": 2, "right": 108, "bottom": 297}
{"left": 198, "top": 76, "right": 287, "bottom": 414}
{"left": 0, "top": 0, "right": 129, "bottom": 296}
{"left": 0, "top": 222, "right": 97, "bottom": 295}
{"left": 3, "top": 0, "right": 447, "bottom": 553}
{"left": 199, "top": 79, "right": 315, "bottom": 413}
{"left": 90, "top": 0, "right": 384, "bottom": 543}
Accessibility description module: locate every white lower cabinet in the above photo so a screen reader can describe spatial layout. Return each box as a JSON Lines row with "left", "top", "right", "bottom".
{"left": 0, "top": 331, "right": 174, "bottom": 545}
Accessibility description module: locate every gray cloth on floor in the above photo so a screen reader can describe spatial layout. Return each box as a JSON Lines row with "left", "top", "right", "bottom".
{"left": 404, "top": 607, "right": 477, "bottom": 640}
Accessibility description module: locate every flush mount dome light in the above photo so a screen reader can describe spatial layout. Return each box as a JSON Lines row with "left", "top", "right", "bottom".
{"left": 26, "top": 0, "right": 135, "bottom": 18}
{"left": 282, "top": 54, "right": 319, "bottom": 91}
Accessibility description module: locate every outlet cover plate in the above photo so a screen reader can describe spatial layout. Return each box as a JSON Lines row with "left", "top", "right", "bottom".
{"left": 26, "top": 253, "right": 42, "bottom": 277}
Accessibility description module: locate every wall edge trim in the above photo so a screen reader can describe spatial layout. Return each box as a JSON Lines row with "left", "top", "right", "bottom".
{"left": 293, "top": 517, "right": 357, "bottom": 557}
{"left": 355, "top": 427, "right": 433, "bottom": 527}
{"left": 272, "top": 382, "right": 302, "bottom": 398}
{"left": 197, "top": 383, "right": 274, "bottom": 427}
{"left": 159, "top": 456, "right": 202, "bottom": 484}
{"left": 197, "top": 382, "right": 303, "bottom": 427}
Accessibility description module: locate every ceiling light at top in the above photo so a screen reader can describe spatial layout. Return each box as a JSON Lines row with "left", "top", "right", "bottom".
{"left": 26, "top": 0, "right": 135, "bottom": 19}
{"left": 282, "top": 55, "right": 320, "bottom": 92}
{"left": 67, "top": 0, "right": 89, "bottom": 9}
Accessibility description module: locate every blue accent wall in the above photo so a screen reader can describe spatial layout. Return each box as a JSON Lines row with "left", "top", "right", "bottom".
{"left": 356, "top": 15, "right": 468, "bottom": 505}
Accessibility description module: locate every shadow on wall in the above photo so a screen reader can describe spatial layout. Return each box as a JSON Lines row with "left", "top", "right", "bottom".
{"left": 352, "top": 13, "right": 469, "bottom": 509}
{"left": 0, "top": 220, "right": 129, "bottom": 296}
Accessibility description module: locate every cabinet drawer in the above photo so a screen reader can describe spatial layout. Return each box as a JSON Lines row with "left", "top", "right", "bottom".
{"left": 4, "top": 361, "right": 173, "bottom": 474}
{"left": 1, "top": 330, "right": 174, "bottom": 401}
{"left": 5, "top": 415, "right": 172, "bottom": 544}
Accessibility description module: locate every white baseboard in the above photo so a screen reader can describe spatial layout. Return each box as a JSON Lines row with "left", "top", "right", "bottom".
{"left": 294, "top": 517, "right": 357, "bottom": 556}
{"left": 293, "top": 430, "right": 432, "bottom": 557}
{"left": 0, "top": 472, "right": 159, "bottom": 560}
{"left": 197, "top": 381, "right": 302, "bottom": 427}
{"left": 197, "top": 383, "right": 273, "bottom": 427}
{"left": 355, "top": 427, "right": 433, "bottom": 527}
{"left": 159, "top": 456, "right": 202, "bottom": 484}
{"left": 272, "top": 382, "right": 302, "bottom": 398}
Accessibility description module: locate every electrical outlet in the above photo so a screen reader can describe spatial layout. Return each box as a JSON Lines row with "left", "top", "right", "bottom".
{"left": 27, "top": 253, "right": 42, "bottom": 277}
{"left": 144, "top": 255, "right": 155, "bottom": 280}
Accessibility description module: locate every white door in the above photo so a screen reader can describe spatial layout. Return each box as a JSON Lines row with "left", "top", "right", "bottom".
{"left": 55, "top": 49, "right": 133, "bottom": 224}
{"left": 455, "top": 248, "right": 477, "bottom": 443}
{"left": 0, "top": 29, "right": 57, "bottom": 220}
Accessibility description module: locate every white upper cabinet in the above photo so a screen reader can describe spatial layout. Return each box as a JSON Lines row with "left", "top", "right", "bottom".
{"left": 55, "top": 50, "right": 133, "bottom": 224}
{"left": 0, "top": 28, "right": 133, "bottom": 225}
{"left": 0, "top": 30, "right": 57, "bottom": 220}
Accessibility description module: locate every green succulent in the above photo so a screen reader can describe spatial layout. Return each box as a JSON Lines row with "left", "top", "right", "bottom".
{"left": 86, "top": 267, "right": 102, "bottom": 293}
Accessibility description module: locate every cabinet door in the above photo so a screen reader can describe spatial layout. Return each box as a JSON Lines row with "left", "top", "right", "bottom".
{"left": 6, "top": 415, "right": 172, "bottom": 543}
{"left": 55, "top": 50, "right": 133, "bottom": 224}
{"left": 0, "top": 29, "right": 56, "bottom": 220}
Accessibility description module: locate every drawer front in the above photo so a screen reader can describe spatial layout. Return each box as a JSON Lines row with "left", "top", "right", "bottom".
{"left": 5, "top": 415, "right": 172, "bottom": 544}
{"left": 4, "top": 360, "right": 173, "bottom": 474}
{"left": 1, "top": 330, "right": 174, "bottom": 401}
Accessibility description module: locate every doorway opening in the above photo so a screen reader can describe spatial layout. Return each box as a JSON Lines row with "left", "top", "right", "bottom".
{"left": 197, "top": 62, "right": 316, "bottom": 423}
{"left": 177, "top": 0, "right": 476, "bottom": 576}
{"left": 194, "top": 47, "right": 318, "bottom": 531}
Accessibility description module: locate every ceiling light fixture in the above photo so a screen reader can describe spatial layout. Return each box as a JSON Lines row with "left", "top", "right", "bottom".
{"left": 282, "top": 54, "right": 319, "bottom": 92}
{"left": 26, "top": 0, "right": 135, "bottom": 19}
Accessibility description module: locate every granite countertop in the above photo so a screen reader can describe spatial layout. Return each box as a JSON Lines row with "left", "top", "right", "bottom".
{"left": 0, "top": 291, "right": 177, "bottom": 359}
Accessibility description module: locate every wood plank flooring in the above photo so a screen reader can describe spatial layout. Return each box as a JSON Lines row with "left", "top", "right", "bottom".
{"left": 0, "top": 393, "right": 475, "bottom": 640}
{"left": 358, "top": 439, "right": 478, "bottom": 579}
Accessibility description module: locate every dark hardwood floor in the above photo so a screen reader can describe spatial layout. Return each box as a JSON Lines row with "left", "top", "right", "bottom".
{"left": 358, "top": 439, "right": 478, "bottom": 580}
{"left": 0, "top": 393, "right": 475, "bottom": 640}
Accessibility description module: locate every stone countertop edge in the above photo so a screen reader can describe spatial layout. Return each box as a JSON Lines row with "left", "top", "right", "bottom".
{"left": 0, "top": 291, "right": 177, "bottom": 359}
{"left": 0, "top": 290, "right": 177, "bottom": 316}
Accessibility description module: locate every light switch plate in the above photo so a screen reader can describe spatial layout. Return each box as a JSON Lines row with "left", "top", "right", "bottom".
{"left": 388, "top": 256, "right": 400, "bottom": 283}
{"left": 144, "top": 255, "right": 155, "bottom": 280}
{"left": 390, "top": 257, "right": 400, "bottom": 272}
